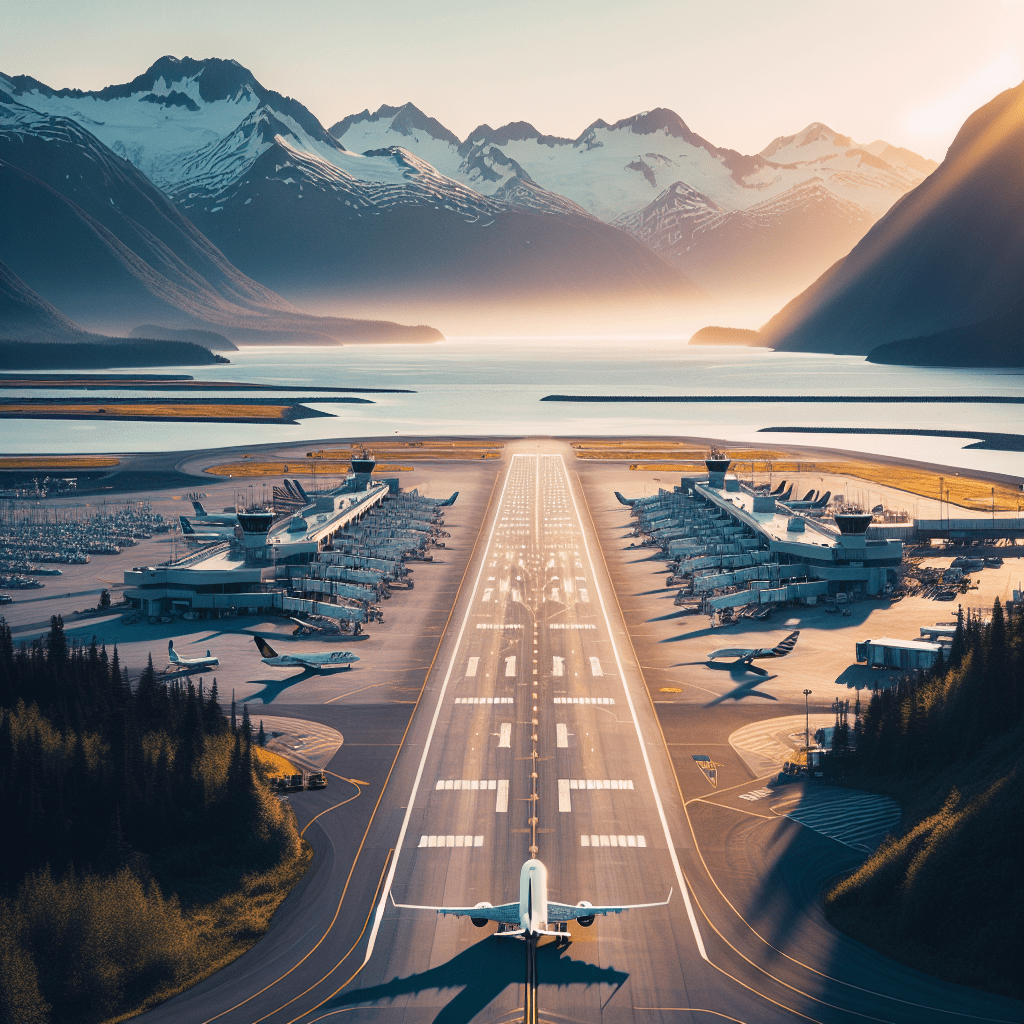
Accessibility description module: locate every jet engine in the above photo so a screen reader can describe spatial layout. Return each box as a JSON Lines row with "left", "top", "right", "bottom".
{"left": 576, "top": 900, "right": 595, "bottom": 927}
{"left": 471, "top": 901, "right": 493, "bottom": 927}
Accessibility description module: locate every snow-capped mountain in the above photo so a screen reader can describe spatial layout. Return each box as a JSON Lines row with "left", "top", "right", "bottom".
{"left": 332, "top": 104, "right": 937, "bottom": 296}
{"left": 1, "top": 56, "right": 340, "bottom": 192}
{"left": 3, "top": 59, "right": 696, "bottom": 313}
{"left": 0, "top": 93, "right": 440, "bottom": 342}
{"left": 332, "top": 107, "right": 935, "bottom": 223}
{"left": 761, "top": 80, "right": 1024, "bottom": 356}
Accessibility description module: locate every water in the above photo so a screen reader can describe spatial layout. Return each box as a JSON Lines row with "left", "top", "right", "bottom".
{"left": 2, "top": 339, "right": 1022, "bottom": 476}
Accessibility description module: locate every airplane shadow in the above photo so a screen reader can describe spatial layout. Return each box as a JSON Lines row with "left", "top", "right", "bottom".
{"left": 241, "top": 670, "right": 318, "bottom": 704}
{"left": 659, "top": 625, "right": 718, "bottom": 643}
{"left": 323, "top": 935, "right": 628, "bottom": 1023}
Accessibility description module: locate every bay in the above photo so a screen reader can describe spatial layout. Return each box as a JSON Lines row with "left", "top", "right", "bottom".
{"left": 1, "top": 339, "right": 1022, "bottom": 477}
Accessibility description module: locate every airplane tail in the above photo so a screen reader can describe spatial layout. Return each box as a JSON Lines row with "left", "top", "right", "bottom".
{"left": 168, "top": 640, "right": 179, "bottom": 663}
{"left": 614, "top": 491, "right": 636, "bottom": 506}
{"left": 801, "top": 489, "right": 815, "bottom": 502}
{"left": 191, "top": 500, "right": 208, "bottom": 516}
{"left": 254, "top": 635, "right": 278, "bottom": 659}
{"left": 815, "top": 491, "right": 831, "bottom": 507}
{"left": 292, "top": 479, "right": 310, "bottom": 502}
{"left": 178, "top": 516, "right": 195, "bottom": 535}
{"left": 773, "top": 631, "right": 800, "bottom": 657}
{"left": 771, "top": 480, "right": 786, "bottom": 496}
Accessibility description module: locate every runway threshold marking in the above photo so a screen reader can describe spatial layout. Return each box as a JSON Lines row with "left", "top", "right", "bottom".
{"left": 563, "top": 455, "right": 707, "bottom": 961}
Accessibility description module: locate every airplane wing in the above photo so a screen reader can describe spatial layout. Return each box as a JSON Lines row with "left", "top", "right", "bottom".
{"left": 708, "top": 648, "right": 754, "bottom": 659}
{"left": 547, "top": 891, "right": 672, "bottom": 922}
{"left": 390, "top": 895, "right": 521, "bottom": 924}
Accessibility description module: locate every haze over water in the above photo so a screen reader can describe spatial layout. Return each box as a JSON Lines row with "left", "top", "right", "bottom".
{"left": 3, "top": 340, "right": 1022, "bottom": 477}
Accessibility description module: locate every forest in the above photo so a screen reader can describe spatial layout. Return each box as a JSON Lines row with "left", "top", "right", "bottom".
{"left": 826, "top": 597, "right": 1023, "bottom": 997}
{"left": 0, "top": 340, "right": 229, "bottom": 370}
{"left": 0, "top": 616, "right": 306, "bottom": 1024}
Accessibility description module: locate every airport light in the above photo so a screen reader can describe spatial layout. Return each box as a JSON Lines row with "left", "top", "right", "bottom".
{"left": 803, "top": 689, "right": 812, "bottom": 751}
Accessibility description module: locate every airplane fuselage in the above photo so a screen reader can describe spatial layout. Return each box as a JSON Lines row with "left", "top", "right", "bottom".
{"left": 261, "top": 651, "right": 358, "bottom": 670}
{"left": 520, "top": 859, "right": 549, "bottom": 935}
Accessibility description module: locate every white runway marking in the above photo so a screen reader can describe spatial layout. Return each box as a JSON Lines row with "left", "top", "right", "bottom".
{"left": 553, "top": 697, "right": 615, "bottom": 705}
{"left": 580, "top": 589, "right": 590, "bottom": 602}
{"left": 476, "top": 623, "right": 524, "bottom": 630}
{"left": 482, "top": 589, "right": 493, "bottom": 602}
{"left": 558, "top": 779, "right": 572, "bottom": 812}
{"left": 496, "top": 779, "right": 509, "bottom": 812}
{"left": 435, "top": 779, "right": 500, "bottom": 790}
{"left": 465, "top": 657, "right": 479, "bottom": 677}
{"left": 552, "top": 587, "right": 560, "bottom": 601}
{"left": 739, "top": 787, "right": 772, "bottom": 801}
{"left": 589, "top": 656, "right": 603, "bottom": 677}
{"left": 552, "top": 656, "right": 564, "bottom": 677}
{"left": 417, "top": 835, "right": 484, "bottom": 848}
{"left": 454, "top": 697, "right": 514, "bottom": 704}
{"left": 580, "top": 834, "right": 646, "bottom": 847}
{"left": 556, "top": 723, "right": 569, "bottom": 748}
{"left": 562, "top": 577, "right": 573, "bottom": 594}
{"left": 498, "top": 722, "right": 512, "bottom": 748}
{"left": 505, "top": 656, "right": 516, "bottom": 678}
{"left": 566, "top": 779, "right": 634, "bottom": 789}
{"left": 549, "top": 623, "right": 596, "bottom": 629}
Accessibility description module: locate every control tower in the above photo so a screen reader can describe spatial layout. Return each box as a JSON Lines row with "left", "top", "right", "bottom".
{"left": 347, "top": 449, "right": 377, "bottom": 491}
{"left": 704, "top": 453, "right": 732, "bottom": 490}
{"left": 237, "top": 507, "right": 274, "bottom": 564}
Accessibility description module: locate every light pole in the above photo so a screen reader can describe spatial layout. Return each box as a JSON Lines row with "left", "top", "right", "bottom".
{"left": 803, "top": 689, "right": 813, "bottom": 751}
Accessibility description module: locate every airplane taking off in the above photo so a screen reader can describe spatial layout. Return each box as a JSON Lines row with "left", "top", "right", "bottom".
{"left": 392, "top": 858, "right": 670, "bottom": 940}
{"left": 167, "top": 640, "right": 219, "bottom": 670}
{"left": 253, "top": 635, "right": 359, "bottom": 671}
{"left": 707, "top": 630, "right": 800, "bottom": 676}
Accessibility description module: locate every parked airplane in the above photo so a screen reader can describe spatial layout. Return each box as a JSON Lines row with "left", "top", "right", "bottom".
{"left": 784, "top": 491, "right": 831, "bottom": 511}
{"left": 392, "top": 858, "right": 670, "bottom": 939}
{"left": 189, "top": 501, "right": 238, "bottom": 526}
{"left": 289, "top": 616, "right": 364, "bottom": 638}
{"left": 178, "top": 516, "right": 234, "bottom": 541}
{"left": 253, "top": 636, "right": 359, "bottom": 671}
{"left": 707, "top": 630, "right": 800, "bottom": 676}
{"left": 167, "top": 639, "right": 219, "bottom": 670}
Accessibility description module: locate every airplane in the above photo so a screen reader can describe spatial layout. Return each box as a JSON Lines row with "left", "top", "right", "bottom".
{"left": 189, "top": 501, "right": 238, "bottom": 526}
{"left": 707, "top": 630, "right": 800, "bottom": 676}
{"left": 289, "top": 616, "right": 364, "bottom": 638}
{"left": 253, "top": 635, "right": 359, "bottom": 671}
{"left": 178, "top": 516, "right": 234, "bottom": 541}
{"left": 392, "top": 858, "right": 671, "bottom": 940}
{"left": 167, "top": 639, "right": 219, "bottom": 670}
{"left": 783, "top": 491, "right": 831, "bottom": 511}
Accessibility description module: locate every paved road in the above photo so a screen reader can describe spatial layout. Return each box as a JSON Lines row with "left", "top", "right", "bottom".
{"left": 138, "top": 447, "right": 1023, "bottom": 1024}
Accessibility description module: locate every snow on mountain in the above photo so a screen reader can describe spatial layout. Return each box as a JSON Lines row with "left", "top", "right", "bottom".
{"left": 0, "top": 94, "right": 441, "bottom": 342}
{"left": 0, "top": 56, "right": 341, "bottom": 192}
{"left": 335, "top": 107, "right": 936, "bottom": 230}
{"left": 171, "top": 131, "right": 509, "bottom": 225}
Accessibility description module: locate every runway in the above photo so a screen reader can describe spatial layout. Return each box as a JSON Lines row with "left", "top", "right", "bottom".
{"left": 136, "top": 448, "right": 1023, "bottom": 1024}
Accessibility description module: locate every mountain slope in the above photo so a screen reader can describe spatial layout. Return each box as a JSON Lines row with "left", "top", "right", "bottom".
{"left": 174, "top": 135, "right": 697, "bottom": 304}
{"left": 761, "top": 81, "right": 1024, "bottom": 355}
{"left": 3, "top": 60, "right": 696, "bottom": 313}
{"left": 332, "top": 106, "right": 936, "bottom": 298}
{"left": 0, "top": 94, "right": 441, "bottom": 343}
{"left": 0, "top": 258, "right": 88, "bottom": 340}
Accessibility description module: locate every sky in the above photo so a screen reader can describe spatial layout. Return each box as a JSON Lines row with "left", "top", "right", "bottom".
{"left": 2, "top": 0, "right": 1023, "bottom": 161}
